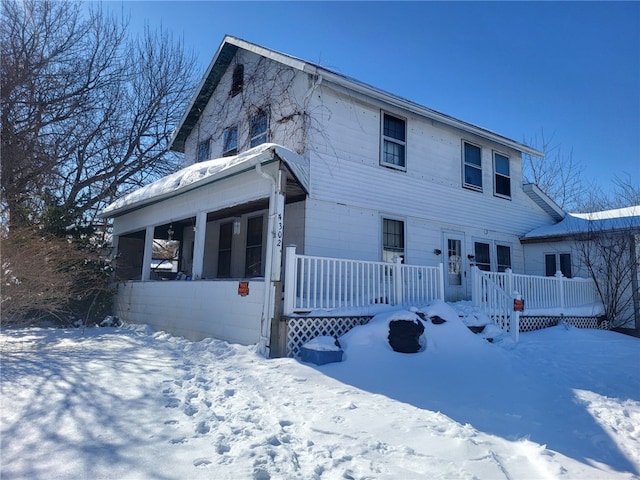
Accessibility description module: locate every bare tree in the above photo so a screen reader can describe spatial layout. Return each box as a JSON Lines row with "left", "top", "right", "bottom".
{"left": 522, "top": 130, "right": 587, "bottom": 211}
{"left": 570, "top": 174, "right": 640, "bottom": 330}
{"left": 1, "top": 0, "right": 197, "bottom": 227}
{"left": 573, "top": 217, "right": 639, "bottom": 330}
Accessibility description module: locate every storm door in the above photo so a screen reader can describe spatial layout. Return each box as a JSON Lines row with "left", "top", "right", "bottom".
{"left": 444, "top": 233, "right": 466, "bottom": 301}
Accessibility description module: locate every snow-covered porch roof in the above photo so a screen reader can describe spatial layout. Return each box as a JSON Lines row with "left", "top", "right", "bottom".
{"left": 521, "top": 205, "right": 640, "bottom": 242}
{"left": 99, "top": 144, "right": 309, "bottom": 219}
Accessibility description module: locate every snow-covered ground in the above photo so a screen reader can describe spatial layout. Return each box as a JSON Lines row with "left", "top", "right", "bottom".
{"left": 1, "top": 300, "right": 639, "bottom": 479}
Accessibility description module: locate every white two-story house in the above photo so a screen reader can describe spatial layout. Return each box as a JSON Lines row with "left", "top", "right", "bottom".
{"left": 101, "top": 35, "right": 567, "bottom": 356}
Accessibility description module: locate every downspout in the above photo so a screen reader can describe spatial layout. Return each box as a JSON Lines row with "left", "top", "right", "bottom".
{"left": 255, "top": 160, "right": 285, "bottom": 357}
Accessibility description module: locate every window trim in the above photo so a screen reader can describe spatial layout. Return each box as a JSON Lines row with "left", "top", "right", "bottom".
{"left": 381, "top": 216, "right": 406, "bottom": 263}
{"left": 462, "top": 141, "right": 483, "bottom": 191}
{"left": 222, "top": 124, "right": 239, "bottom": 157}
{"left": 250, "top": 107, "right": 270, "bottom": 148}
{"left": 493, "top": 150, "right": 512, "bottom": 199}
{"left": 380, "top": 111, "right": 407, "bottom": 171}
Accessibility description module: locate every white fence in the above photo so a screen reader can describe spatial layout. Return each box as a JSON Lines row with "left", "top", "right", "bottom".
{"left": 283, "top": 246, "right": 444, "bottom": 314}
{"left": 472, "top": 268, "right": 599, "bottom": 311}
{"left": 471, "top": 267, "right": 602, "bottom": 342}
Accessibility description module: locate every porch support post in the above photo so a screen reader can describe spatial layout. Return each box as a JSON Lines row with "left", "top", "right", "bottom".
{"left": 141, "top": 225, "right": 154, "bottom": 281}
{"left": 283, "top": 245, "right": 297, "bottom": 315}
{"left": 192, "top": 211, "right": 207, "bottom": 280}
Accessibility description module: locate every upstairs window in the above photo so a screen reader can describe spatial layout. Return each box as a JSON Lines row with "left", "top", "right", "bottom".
{"left": 463, "top": 142, "right": 482, "bottom": 190}
{"left": 381, "top": 112, "right": 406, "bottom": 169}
{"left": 222, "top": 125, "right": 238, "bottom": 157}
{"left": 197, "top": 139, "right": 210, "bottom": 163}
{"left": 230, "top": 64, "right": 244, "bottom": 97}
{"left": 382, "top": 218, "right": 405, "bottom": 263}
{"left": 494, "top": 152, "right": 511, "bottom": 198}
{"left": 250, "top": 108, "right": 269, "bottom": 148}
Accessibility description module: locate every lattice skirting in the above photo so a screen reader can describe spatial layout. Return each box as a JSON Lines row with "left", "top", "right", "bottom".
{"left": 520, "top": 316, "right": 609, "bottom": 332}
{"left": 284, "top": 316, "right": 373, "bottom": 358}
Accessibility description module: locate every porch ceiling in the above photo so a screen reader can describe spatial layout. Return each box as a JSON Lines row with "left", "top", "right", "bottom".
{"left": 99, "top": 144, "right": 309, "bottom": 219}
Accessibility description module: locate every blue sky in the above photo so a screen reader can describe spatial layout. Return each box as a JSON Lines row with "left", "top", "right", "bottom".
{"left": 108, "top": 1, "right": 639, "bottom": 195}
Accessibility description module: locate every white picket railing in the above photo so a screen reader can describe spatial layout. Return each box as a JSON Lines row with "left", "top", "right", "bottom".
{"left": 471, "top": 267, "right": 601, "bottom": 341}
{"left": 283, "top": 246, "right": 444, "bottom": 314}
{"left": 471, "top": 267, "right": 521, "bottom": 342}
{"left": 472, "top": 268, "right": 599, "bottom": 311}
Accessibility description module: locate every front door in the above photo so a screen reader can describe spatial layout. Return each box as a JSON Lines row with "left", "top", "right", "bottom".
{"left": 443, "top": 233, "right": 466, "bottom": 301}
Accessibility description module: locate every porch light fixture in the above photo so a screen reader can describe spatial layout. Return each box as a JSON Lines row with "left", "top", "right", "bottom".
{"left": 167, "top": 224, "right": 174, "bottom": 241}
{"left": 433, "top": 249, "right": 442, "bottom": 255}
{"left": 233, "top": 217, "right": 241, "bottom": 236}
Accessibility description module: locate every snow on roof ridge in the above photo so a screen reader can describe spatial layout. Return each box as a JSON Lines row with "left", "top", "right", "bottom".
{"left": 571, "top": 205, "right": 640, "bottom": 220}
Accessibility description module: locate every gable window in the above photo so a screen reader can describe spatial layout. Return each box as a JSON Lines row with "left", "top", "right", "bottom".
{"left": 496, "top": 244, "right": 512, "bottom": 272}
{"left": 545, "top": 253, "right": 572, "bottom": 278}
{"left": 382, "top": 218, "right": 405, "bottom": 263}
{"left": 245, "top": 215, "right": 263, "bottom": 276}
{"left": 474, "top": 242, "right": 491, "bottom": 271}
{"left": 250, "top": 108, "right": 269, "bottom": 148}
{"left": 463, "top": 142, "right": 482, "bottom": 190}
{"left": 197, "top": 139, "right": 210, "bottom": 163}
{"left": 230, "top": 64, "right": 244, "bottom": 97}
{"left": 222, "top": 125, "right": 238, "bottom": 157}
{"left": 380, "top": 112, "right": 406, "bottom": 169}
{"left": 217, "top": 222, "right": 233, "bottom": 278}
{"left": 494, "top": 152, "right": 511, "bottom": 198}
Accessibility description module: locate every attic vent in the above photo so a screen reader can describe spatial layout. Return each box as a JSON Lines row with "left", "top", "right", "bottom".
{"left": 230, "top": 64, "right": 244, "bottom": 97}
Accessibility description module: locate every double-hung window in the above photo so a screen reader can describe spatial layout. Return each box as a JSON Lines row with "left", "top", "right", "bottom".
{"left": 250, "top": 108, "right": 269, "bottom": 147}
{"left": 463, "top": 142, "right": 482, "bottom": 190}
{"left": 382, "top": 218, "right": 405, "bottom": 263}
{"left": 222, "top": 125, "right": 238, "bottom": 157}
{"left": 493, "top": 152, "right": 511, "bottom": 198}
{"left": 381, "top": 112, "right": 406, "bottom": 169}
{"left": 197, "top": 139, "right": 210, "bottom": 163}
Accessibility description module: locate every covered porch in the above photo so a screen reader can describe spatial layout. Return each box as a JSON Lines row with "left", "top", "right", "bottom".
{"left": 100, "top": 144, "right": 309, "bottom": 356}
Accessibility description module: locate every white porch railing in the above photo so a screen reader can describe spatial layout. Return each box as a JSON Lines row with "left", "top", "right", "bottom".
{"left": 283, "top": 246, "right": 444, "bottom": 315}
{"left": 472, "top": 267, "right": 600, "bottom": 311}
{"left": 471, "top": 267, "right": 602, "bottom": 341}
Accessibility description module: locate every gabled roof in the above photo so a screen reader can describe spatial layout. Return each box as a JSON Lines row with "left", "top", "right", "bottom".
{"left": 522, "top": 205, "right": 640, "bottom": 242}
{"left": 170, "top": 35, "right": 543, "bottom": 157}
{"left": 99, "top": 144, "right": 309, "bottom": 219}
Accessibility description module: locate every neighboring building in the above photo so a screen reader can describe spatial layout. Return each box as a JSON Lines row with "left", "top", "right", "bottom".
{"left": 100, "top": 36, "right": 575, "bottom": 354}
{"left": 522, "top": 206, "right": 640, "bottom": 328}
